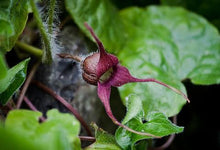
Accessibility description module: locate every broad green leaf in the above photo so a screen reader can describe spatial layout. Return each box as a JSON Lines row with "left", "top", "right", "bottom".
{"left": 0, "top": 124, "right": 39, "bottom": 150}
{"left": 4, "top": 109, "right": 81, "bottom": 150}
{"left": 161, "top": 0, "right": 220, "bottom": 31}
{"left": 115, "top": 95, "right": 183, "bottom": 150}
{"left": 119, "top": 6, "right": 220, "bottom": 84}
{"left": 0, "top": 58, "right": 30, "bottom": 105}
{"left": 5, "top": 110, "right": 42, "bottom": 136}
{"left": 0, "top": 52, "right": 8, "bottom": 79}
{"left": 161, "top": 0, "right": 220, "bottom": 22}
{"left": 85, "top": 123, "right": 122, "bottom": 150}
{"left": 118, "top": 6, "right": 220, "bottom": 116}
{"left": 37, "top": 109, "right": 81, "bottom": 149}
{"left": 66, "top": 0, "right": 220, "bottom": 117}
{"left": 0, "top": 0, "right": 29, "bottom": 53}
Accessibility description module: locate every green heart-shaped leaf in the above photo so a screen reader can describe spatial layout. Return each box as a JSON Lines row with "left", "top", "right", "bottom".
{"left": 115, "top": 95, "right": 183, "bottom": 150}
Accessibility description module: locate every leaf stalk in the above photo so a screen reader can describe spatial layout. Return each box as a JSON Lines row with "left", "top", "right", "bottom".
{"left": 30, "top": 0, "right": 52, "bottom": 63}
{"left": 15, "top": 41, "right": 43, "bottom": 58}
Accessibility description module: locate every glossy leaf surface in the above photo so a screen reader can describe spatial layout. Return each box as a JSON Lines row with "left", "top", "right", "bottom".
{"left": 0, "top": 58, "right": 30, "bottom": 105}
{"left": 115, "top": 95, "right": 183, "bottom": 149}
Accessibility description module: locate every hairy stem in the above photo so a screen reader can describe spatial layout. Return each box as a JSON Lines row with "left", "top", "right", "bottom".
{"left": 48, "top": 0, "right": 56, "bottom": 34}
{"left": 32, "top": 80, "right": 93, "bottom": 136}
{"left": 16, "top": 62, "right": 40, "bottom": 108}
{"left": 30, "top": 0, "right": 52, "bottom": 63}
{"left": 15, "top": 41, "right": 43, "bottom": 58}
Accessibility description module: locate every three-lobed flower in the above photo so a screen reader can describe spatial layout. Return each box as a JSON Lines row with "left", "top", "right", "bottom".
{"left": 59, "top": 23, "right": 190, "bottom": 137}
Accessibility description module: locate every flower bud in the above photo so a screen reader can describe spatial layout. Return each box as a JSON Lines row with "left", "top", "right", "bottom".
{"left": 82, "top": 53, "right": 99, "bottom": 85}
{"left": 82, "top": 52, "right": 114, "bottom": 85}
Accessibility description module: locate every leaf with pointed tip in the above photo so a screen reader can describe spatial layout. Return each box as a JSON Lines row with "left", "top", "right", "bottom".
{"left": 85, "top": 123, "right": 122, "bottom": 150}
{"left": 115, "top": 95, "right": 183, "bottom": 150}
{"left": 0, "top": 58, "right": 30, "bottom": 105}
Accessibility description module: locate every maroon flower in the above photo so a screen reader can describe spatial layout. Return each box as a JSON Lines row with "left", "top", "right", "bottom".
{"left": 59, "top": 23, "right": 190, "bottom": 137}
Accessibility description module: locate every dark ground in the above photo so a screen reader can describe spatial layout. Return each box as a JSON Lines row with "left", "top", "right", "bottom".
{"left": 167, "top": 82, "right": 220, "bottom": 150}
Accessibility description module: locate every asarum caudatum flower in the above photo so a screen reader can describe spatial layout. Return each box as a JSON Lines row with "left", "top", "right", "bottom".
{"left": 59, "top": 23, "right": 190, "bottom": 137}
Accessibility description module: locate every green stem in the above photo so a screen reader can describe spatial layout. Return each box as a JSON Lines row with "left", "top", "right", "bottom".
{"left": 15, "top": 41, "right": 43, "bottom": 58}
{"left": 0, "top": 52, "right": 8, "bottom": 79}
{"left": 30, "top": 0, "right": 52, "bottom": 64}
{"left": 48, "top": 0, "right": 56, "bottom": 34}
